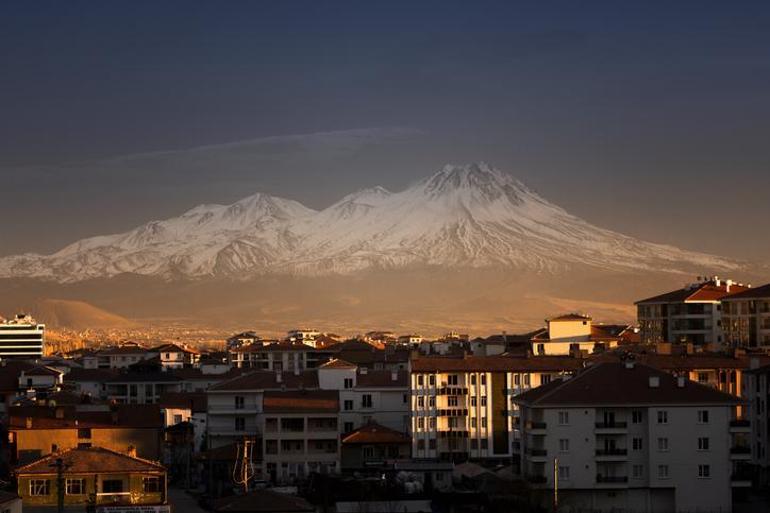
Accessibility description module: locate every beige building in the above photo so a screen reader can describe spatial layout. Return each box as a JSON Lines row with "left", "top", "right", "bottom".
{"left": 722, "top": 283, "right": 770, "bottom": 349}
{"left": 530, "top": 314, "right": 625, "bottom": 356}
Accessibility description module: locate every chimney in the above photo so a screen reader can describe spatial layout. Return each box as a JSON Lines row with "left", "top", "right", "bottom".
{"left": 126, "top": 445, "right": 137, "bottom": 458}
{"left": 751, "top": 357, "right": 761, "bottom": 370}
{"left": 25, "top": 417, "right": 32, "bottom": 429}
{"left": 648, "top": 376, "right": 660, "bottom": 388}
{"left": 55, "top": 407, "right": 65, "bottom": 419}
{"left": 714, "top": 276, "right": 721, "bottom": 287}
{"left": 360, "top": 367, "right": 368, "bottom": 375}
{"left": 677, "top": 376, "right": 686, "bottom": 388}
{"left": 391, "top": 370, "right": 398, "bottom": 382}
{"left": 726, "top": 279, "right": 732, "bottom": 292}
{"left": 276, "top": 370, "right": 283, "bottom": 383}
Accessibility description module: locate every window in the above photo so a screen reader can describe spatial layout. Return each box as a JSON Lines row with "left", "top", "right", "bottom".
{"left": 173, "top": 414, "right": 183, "bottom": 425}
{"left": 514, "top": 374, "right": 520, "bottom": 386}
{"left": 481, "top": 374, "right": 486, "bottom": 385}
{"left": 657, "top": 437, "right": 669, "bottom": 452}
{"left": 143, "top": 477, "right": 161, "bottom": 493}
{"left": 542, "top": 374, "right": 551, "bottom": 385}
{"left": 429, "top": 417, "right": 436, "bottom": 429}
{"left": 235, "top": 417, "right": 245, "bottom": 431}
{"left": 417, "top": 440, "right": 425, "bottom": 450}
{"left": 428, "top": 397, "right": 435, "bottom": 408}
{"left": 698, "top": 437, "right": 710, "bottom": 451}
{"left": 344, "top": 378, "right": 353, "bottom": 389}
{"left": 657, "top": 410, "right": 668, "bottom": 424}
{"left": 558, "top": 466, "right": 570, "bottom": 480}
{"left": 29, "top": 479, "right": 50, "bottom": 496}
{"left": 65, "top": 478, "right": 85, "bottom": 495}
{"left": 698, "top": 372, "right": 709, "bottom": 383}
{"left": 448, "top": 417, "right": 458, "bottom": 429}
{"left": 235, "top": 396, "right": 245, "bottom": 409}
{"left": 429, "top": 438, "right": 436, "bottom": 449}
{"left": 417, "top": 418, "right": 424, "bottom": 430}
{"left": 448, "top": 396, "right": 458, "bottom": 407}
{"left": 361, "top": 394, "right": 373, "bottom": 408}
{"left": 481, "top": 397, "right": 487, "bottom": 407}
{"left": 658, "top": 465, "right": 669, "bottom": 479}
{"left": 344, "top": 400, "right": 353, "bottom": 411}
{"left": 558, "top": 411, "right": 569, "bottom": 425}
{"left": 470, "top": 375, "right": 477, "bottom": 385}
{"left": 417, "top": 397, "right": 424, "bottom": 408}
{"left": 523, "top": 374, "right": 530, "bottom": 386}
{"left": 632, "top": 438, "right": 643, "bottom": 451}
{"left": 447, "top": 375, "right": 458, "bottom": 385}
{"left": 470, "top": 397, "right": 477, "bottom": 406}
{"left": 471, "top": 417, "right": 477, "bottom": 428}
{"left": 632, "top": 465, "right": 644, "bottom": 479}
{"left": 77, "top": 428, "right": 92, "bottom": 439}
{"left": 698, "top": 410, "right": 709, "bottom": 424}
{"left": 344, "top": 422, "right": 354, "bottom": 433}
{"left": 429, "top": 375, "right": 435, "bottom": 386}
{"left": 698, "top": 465, "right": 711, "bottom": 478}
{"left": 471, "top": 439, "right": 478, "bottom": 449}
{"left": 481, "top": 417, "right": 487, "bottom": 428}
{"left": 480, "top": 439, "right": 488, "bottom": 449}
{"left": 559, "top": 439, "right": 570, "bottom": 452}
{"left": 403, "top": 394, "right": 408, "bottom": 404}
{"left": 417, "top": 375, "right": 424, "bottom": 386}
{"left": 632, "top": 410, "right": 643, "bottom": 424}
{"left": 102, "top": 479, "right": 124, "bottom": 493}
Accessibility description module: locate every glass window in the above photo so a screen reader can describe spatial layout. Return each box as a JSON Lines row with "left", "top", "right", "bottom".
{"left": 698, "top": 465, "right": 710, "bottom": 478}
{"left": 143, "top": 477, "right": 161, "bottom": 493}
{"left": 558, "top": 411, "right": 569, "bottom": 425}
{"left": 29, "top": 479, "right": 50, "bottom": 496}
{"left": 657, "top": 411, "right": 668, "bottom": 424}
{"left": 65, "top": 478, "right": 85, "bottom": 495}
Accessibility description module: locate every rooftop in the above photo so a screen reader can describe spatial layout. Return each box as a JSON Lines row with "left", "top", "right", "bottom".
{"left": 342, "top": 422, "right": 410, "bottom": 444}
{"left": 636, "top": 279, "right": 751, "bottom": 304}
{"left": 15, "top": 446, "right": 165, "bottom": 475}
{"left": 411, "top": 355, "right": 585, "bottom": 373}
{"left": 263, "top": 390, "right": 338, "bottom": 413}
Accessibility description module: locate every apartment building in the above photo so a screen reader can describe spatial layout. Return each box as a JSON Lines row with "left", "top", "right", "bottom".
{"left": 318, "top": 359, "right": 410, "bottom": 434}
{"left": 410, "top": 355, "right": 584, "bottom": 466}
{"left": 530, "top": 314, "right": 623, "bottom": 356}
{"left": 261, "top": 390, "right": 340, "bottom": 483}
{"left": 150, "top": 343, "right": 199, "bottom": 370}
{"left": 636, "top": 276, "right": 749, "bottom": 349}
{"left": 514, "top": 361, "right": 747, "bottom": 513}
{"left": 105, "top": 372, "right": 183, "bottom": 404}
{"left": 742, "top": 361, "right": 770, "bottom": 486}
{"left": 722, "top": 283, "right": 770, "bottom": 349}
{"left": 0, "top": 314, "right": 45, "bottom": 359}
{"left": 82, "top": 342, "right": 149, "bottom": 369}
{"left": 228, "top": 342, "right": 324, "bottom": 370}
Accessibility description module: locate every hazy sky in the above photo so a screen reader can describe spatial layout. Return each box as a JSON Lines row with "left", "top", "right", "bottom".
{"left": 1, "top": 1, "right": 769, "bottom": 261}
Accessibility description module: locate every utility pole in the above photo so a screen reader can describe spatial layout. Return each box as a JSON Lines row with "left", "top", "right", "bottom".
{"left": 49, "top": 457, "right": 67, "bottom": 513}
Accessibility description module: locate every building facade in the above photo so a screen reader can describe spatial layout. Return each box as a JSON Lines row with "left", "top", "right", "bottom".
{"left": 0, "top": 314, "right": 45, "bottom": 359}
{"left": 722, "top": 283, "right": 770, "bottom": 349}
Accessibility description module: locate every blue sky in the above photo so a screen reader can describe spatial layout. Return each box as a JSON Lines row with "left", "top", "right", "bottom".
{"left": 1, "top": 1, "right": 769, "bottom": 261}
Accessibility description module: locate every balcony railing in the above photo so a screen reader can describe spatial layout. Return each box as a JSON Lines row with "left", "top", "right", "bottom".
{"left": 437, "top": 387, "right": 468, "bottom": 395}
{"left": 527, "top": 421, "right": 547, "bottom": 430}
{"left": 527, "top": 448, "right": 547, "bottom": 457}
{"left": 595, "top": 422, "right": 627, "bottom": 429}
{"left": 729, "top": 419, "right": 750, "bottom": 428}
{"left": 730, "top": 446, "right": 751, "bottom": 455}
{"left": 596, "top": 449, "right": 628, "bottom": 456}
{"left": 596, "top": 475, "right": 628, "bottom": 483}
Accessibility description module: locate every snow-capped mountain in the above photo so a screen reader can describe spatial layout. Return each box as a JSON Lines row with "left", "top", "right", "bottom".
{"left": 0, "top": 163, "right": 740, "bottom": 282}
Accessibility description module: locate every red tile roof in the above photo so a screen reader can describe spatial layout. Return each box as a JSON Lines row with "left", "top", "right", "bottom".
{"left": 262, "top": 390, "right": 338, "bottom": 413}
{"left": 15, "top": 446, "right": 165, "bottom": 475}
{"left": 319, "top": 358, "right": 357, "bottom": 369}
{"left": 158, "top": 392, "right": 208, "bottom": 412}
{"left": 342, "top": 422, "right": 410, "bottom": 445}
{"left": 721, "top": 283, "right": 770, "bottom": 300}
{"left": 636, "top": 281, "right": 751, "bottom": 304}
{"left": 411, "top": 355, "right": 585, "bottom": 373}
{"left": 514, "top": 362, "right": 740, "bottom": 407}
{"left": 209, "top": 370, "right": 319, "bottom": 392}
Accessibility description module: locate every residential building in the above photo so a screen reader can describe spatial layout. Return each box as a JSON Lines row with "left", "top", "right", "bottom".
{"left": 722, "top": 283, "right": 770, "bottom": 349}
{"left": 261, "top": 389, "right": 340, "bottom": 483}
{"left": 7, "top": 403, "right": 164, "bottom": 463}
{"left": 0, "top": 313, "right": 45, "bottom": 359}
{"left": 514, "top": 361, "right": 747, "bottom": 513}
{"left": 83, "top": 342, "right": 149, "bottom": 369}
{"left": 226, "top": 331, "right": 261, "bottom": 350}
{"left": 149, "top": 343, "right": 199, "bottom": 370}
{"left": 636, "top": 276, "right": 749, "bottom": 349}
{"left": 228, "top": 342, "right": 318, "bottom": 370}
{"left": 742, "top": 361, "right": 770, "bottom": 486}
{"left": 410, "top": 355, "right": 584, "bottom": 466}
{"left": 15, "top": 446, "right": 167, "bottom": 509}
{"left": 105, "top": 372, "right": 182, "bottom": 404}
{"left": 341, "top": 422, "right": 411, "bottom": 472}
{"left": 530, "top": 314, "right": 622, "bottom": 356}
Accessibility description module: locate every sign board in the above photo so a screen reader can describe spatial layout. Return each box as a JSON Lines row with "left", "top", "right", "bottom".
{"left": 96, "top": 506, "right": 171, "bottom": 513}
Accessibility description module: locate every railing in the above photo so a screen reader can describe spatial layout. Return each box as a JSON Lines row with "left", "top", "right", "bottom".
{"left": 596, "top": 449, "right": 628, "bottom": 456}
{"left": 596, "top": 475, "right": 628, "bottom": 483}
{"left": 595, "top": 422, "right": 627, "bottom": 429}
{"left": 731, "top": 446, "right": 751, "bottom": 455}
{"left": 527, "top": 448, "right": 547, "bottom": 457}
{"left": 729, "top": 419, "right": 750, "bottom": 428}
{"left": 527, "top": 421, "right": 547, "bottom": 429}
{"left": 731, "top": 471, "right": 754, "bottom": 481}
{"left": 437, "top": 387, "right": 468, "bottom": 395}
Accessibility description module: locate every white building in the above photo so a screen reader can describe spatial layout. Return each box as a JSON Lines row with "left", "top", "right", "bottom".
{"left": 529, "top": 314, "right": 623, "bottom": 356}
{"left": 515, "top": 361, "right": 746, "bottom": 513}
{"left": 0, "top": 314, "right": 45, "bottom": 359}
{"left": 722, "top": 282, "right": 770, "bottom": 349}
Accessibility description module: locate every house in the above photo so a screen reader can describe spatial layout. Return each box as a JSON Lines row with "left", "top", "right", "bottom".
{"left": 105, "top": 371, "right": 183, "bottom": 404}
{"left": 15, "top": 446, "right": 167, "bottom": 509}
{"left": 149, "top": 343, "right": 199, "bottom": 370}
{"left": 64, "top": 367, "right": 119, "bottom": 398}
{"left": 529, "top": 314, "right": 621, "bottom": 356}
{"left": 159, "top": 392, "right": 208, "bottom": 451}
{"left": 341, "top": 421, "right": 411, "bottom": 472}
{"left": 85, "top": 342, "right": 149, "bottom": 369}
{"left": 514, "top": 361, "right": 746, "bottom": 513}
{"left": 636, "top": 276, "right": 750, "bottom": 349}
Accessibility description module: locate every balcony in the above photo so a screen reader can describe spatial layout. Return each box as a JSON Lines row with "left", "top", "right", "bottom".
{"left": 526, "top": 475, "right": 547, "bottom": 484}
{"left": 437, "top": 409, "right": 468, "bottom": 417}
{"left": 526, "top": 421, "right": 547, "bottom": 431}
{"left": 526, "top": 448, "right": 548, "bottom": 461}
{"left": 730, "top": 446, "right": 751, "bottom": 460}
{"left": 596, "top": 475, "right": 628, "bottom": 484}
{"left": 437, "top": 387, "right": 468, "bottom": 395}
{"left": 729, "top": 419, "right": 751, "bottom": 432}
{"left": 595, "top": 449, "right": 628, "bottom": 460}
{"left": 731, "top": 470, "right": 753, "bottom": 487}
{"left": 595, "top": 422, "right": 627, "bottom": 433}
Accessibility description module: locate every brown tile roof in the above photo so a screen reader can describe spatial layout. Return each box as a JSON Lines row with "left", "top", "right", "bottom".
{"left": 342, "top": 422, "right": 410, "bottom": 445}
{"left": 319, "top": 358, "right": 357, "bottom": 369}
{"left": 21, "top": 365, "right": 63, "bottom": 377}
{"left": 356, "top": 369, "right": 408, "bottom": 388}
{"left": 158, "top": 392, "right": 208, "bottom": 412}
{"left": 514, "top": 362, "right": 740, "bottom": 407}
{"left": 209, "top": 370, "right": 319, "bottom": 392}
{"left": 593, "top": 351, "right": 756, "bottom": 371}
{"left": 636, "top": 281, "right": 751, "bottom": 304}
{"left": 548, "top": 313, "right": 592, "bottom": 322}
{"left": 8, "top": 404, "right": 163, "bottom": 429}
{"left": 151, "top": 343, "right": 199, "bottom": 354}
{"left": 411, "top": 355, "right": 586, "bottom": 373}
{"left": 211, "top": 490, "right": 314, "bottom": 513}
{"left": 15, "top": 446, "right": 165, "bottom": 475}
{"left": 263, "top": 390, "right": 338, "bottom": 413}
{"left": 722, "top": 283, "right": 770, "bottom": 300}
{"left": 64, "top": 368, "right": 119, "bottom": 382}
{"left": 98, "top": 344, "right": 148, "bottom": 356}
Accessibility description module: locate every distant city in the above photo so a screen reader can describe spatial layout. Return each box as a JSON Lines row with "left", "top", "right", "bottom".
{"left": 1, "top": 275, "right": 769, "bottom": 512}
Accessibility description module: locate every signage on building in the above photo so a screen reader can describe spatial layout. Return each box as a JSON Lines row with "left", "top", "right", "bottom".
{"left": 96, "top": 506, "right": 171, "bottom": 513}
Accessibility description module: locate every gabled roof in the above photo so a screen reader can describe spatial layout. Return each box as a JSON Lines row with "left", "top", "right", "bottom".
{"left": 209, "top": 370, "right": 319, "bottom": 392}
{"left": 514, "top": 362, "right": 740, "bottom": 407}
{"left": 636, "top": 280, "right": 750, "bottom": 304}
{"left": 263, "top": 390, "right": 338, "bottom": 413}
{"left": 319, "top": 358, "right": 357, "bottom": 369}
{"left": 151, "top": 343, "right": 199, "bottom": 354}
{"left": 15, "top": 446, "right": 165, "bottom": 475}
{"left": 721, "top": 282, "right": 770, "bottom": 300}
{"left": 8, "top": 404, "right": 163, "bottom": 429}
{"left": 411, "top": 355, "right": 585, "bottom": 373}
{"left": 21, "top": 365, "right": 63, "bottom": 377}
{"left": 342, "top": 422, "right": 410, "bottom": 444}
{"left": 98, "top": 345, "right": 148, "bottom": 356}
{"left": 0, "top": 361, "right": 47, "bottom": 391}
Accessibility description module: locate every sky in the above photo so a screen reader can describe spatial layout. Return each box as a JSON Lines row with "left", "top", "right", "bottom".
{"left": 1, "top": 1, "right": 769, "bottom": 261}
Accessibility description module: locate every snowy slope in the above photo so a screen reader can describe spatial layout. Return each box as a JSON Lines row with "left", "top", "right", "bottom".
{"left": 0, "top": 163, "right": 739, "bottom": 282}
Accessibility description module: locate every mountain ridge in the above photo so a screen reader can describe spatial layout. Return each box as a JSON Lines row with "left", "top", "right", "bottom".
{"left": 0, "top": 162, "right": 742, "bottom": 283}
